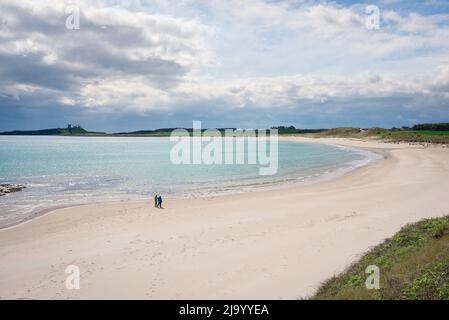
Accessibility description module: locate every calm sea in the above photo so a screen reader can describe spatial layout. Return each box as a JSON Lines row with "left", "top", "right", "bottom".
{"left": 0, "top": 136, "right": 380, "bottom": 227}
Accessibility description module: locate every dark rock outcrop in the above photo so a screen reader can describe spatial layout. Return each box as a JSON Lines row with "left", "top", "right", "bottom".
{"left": 0, "top": 184, "right": 26, "bottom": 196}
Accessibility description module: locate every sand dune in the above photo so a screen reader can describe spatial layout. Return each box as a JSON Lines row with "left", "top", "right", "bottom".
{"left": 1, "top": 138, "right": 448, "bottom": 299}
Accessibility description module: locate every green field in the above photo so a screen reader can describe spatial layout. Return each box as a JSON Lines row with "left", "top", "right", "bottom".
{"left": 295, "top": 127, "right": 449, "bottom": 143}
{"left": 380, "top": 130, "right": 449, "bottom": 143}
{"left": 406, "top": 130, "right": 449, "bottom": 136}
{"left": 312, "top": 216, "right": 449, "bottom": 300}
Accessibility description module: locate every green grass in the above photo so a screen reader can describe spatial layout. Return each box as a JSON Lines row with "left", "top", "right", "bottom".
{"left": 316, "top": 127, "right": 362, "bottom": 137}
{"left": 312, "top": 216, "right": 449, "bottom": 300}
{"left": 380, "top": 130, "right": 449, "bottom": 143}
{"left": 302, "top": 127, "right": 449, "bottom": 143}
{"left": 408, "top": 130, "right": 449, "bottom": 136}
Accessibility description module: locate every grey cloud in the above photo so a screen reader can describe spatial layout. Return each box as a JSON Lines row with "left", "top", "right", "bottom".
{"left": 0, "top": 52, "right": 94, "bottom": 91}
{"left": 0, "top": 0, "right": 448, "bottom": 132}
{"left": 0, "top": 0, "right": 208, "bottom": 105}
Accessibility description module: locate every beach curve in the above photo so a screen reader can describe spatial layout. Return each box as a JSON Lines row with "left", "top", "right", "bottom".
{"left": 1, "top": 137, "right": 448, "bottom": 299}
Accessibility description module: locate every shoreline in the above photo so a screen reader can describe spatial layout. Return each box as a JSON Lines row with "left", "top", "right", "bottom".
{"left": 1, "top": 137, "right": 448, "bottom": 299}
{"left": 0, "top": 137, "right": 382, "bottom": 230}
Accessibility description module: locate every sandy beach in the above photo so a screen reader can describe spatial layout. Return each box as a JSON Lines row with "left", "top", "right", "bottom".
{"left": 0, "top": 137, "right": 448, "bottom": 299}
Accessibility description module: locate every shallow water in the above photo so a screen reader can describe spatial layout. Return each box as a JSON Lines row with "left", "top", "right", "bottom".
{"left": 0, "top": 136, "right": 379, "bottom": 226}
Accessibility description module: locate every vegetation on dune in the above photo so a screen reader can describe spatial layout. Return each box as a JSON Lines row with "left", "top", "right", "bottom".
{"left": 412, "top": 123, "right": 449, "bottom": 131}
{"left": 280, "top": 123, "right": 449, "bottom": 144}
{"left": 312, "top": 216, "right": 449, "bottom": 300}
{"left": 380, "top": 130, "right": 449, "bottom": 144}
{"left": 315, "top": 127, "right": 361, "bottom": 137}
{"left": 1, "top": 122, "right": 448, "bottom": 143}
{"left": 311, "top": 126, "right": 389, "bottom": 138}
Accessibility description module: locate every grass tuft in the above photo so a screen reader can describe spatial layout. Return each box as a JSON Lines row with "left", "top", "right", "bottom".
{"left": 312, "top": 216, "right": 449, "bottom": 300}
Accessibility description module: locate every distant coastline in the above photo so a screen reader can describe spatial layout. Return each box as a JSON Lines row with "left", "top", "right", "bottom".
{"left": 0, "top": 125, "right": 323, "bottom": 137}
{"left": 1, "top": 123, "right": 449, "bottom": 143}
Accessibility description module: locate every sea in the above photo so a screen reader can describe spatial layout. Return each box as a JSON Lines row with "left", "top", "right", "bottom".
{"left": 0, "top": 136, "right": 381, "bottom": 227}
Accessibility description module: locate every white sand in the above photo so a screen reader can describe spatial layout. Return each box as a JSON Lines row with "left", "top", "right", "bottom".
{"left": 1, "top": 137, "right": 448, "bottom": 299}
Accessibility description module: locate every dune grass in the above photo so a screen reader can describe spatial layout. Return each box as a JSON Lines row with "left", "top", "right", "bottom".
{"left": 380, "top": 131, "right": 449, "bottom": 143}
{"left": 305, "top": 128, "right": 449, "bottom": 143}
{"left": 409, "top": 130, "right": 449, "bottom": 136}
{"left": 312, "top": 216, "right": 449, "bottom": 300}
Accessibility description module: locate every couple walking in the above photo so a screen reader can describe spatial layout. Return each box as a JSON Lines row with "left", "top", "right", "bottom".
{"left": 154, "top": 194, "right": 163, "bottom": 208}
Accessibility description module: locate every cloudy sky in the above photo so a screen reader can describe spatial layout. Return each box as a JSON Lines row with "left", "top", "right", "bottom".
{"left": 1, "top": 0, "right": 449, "bottom": 132}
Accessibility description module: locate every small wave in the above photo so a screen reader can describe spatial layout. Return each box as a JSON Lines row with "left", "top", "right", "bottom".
{"left": 0, "top": 139, "right": 382, "bottom": 227}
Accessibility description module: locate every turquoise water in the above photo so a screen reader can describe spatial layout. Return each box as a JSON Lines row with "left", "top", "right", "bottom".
{"left": 0, "top": 136, "right": 378, "bottom": 227}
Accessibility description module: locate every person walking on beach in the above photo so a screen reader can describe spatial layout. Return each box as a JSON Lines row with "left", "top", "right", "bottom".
{"left": 154, "top": 194, "right": 158, "bottom": 208}
{"left": 157, "top": 195, "right": 163, "bottom": 208}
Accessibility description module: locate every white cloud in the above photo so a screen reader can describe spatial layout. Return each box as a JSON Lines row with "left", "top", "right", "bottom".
{"left": 74, "top": 66, "right": 449, "bottom": 113}
{"left": 0, "top": 0, "right": 448, "bottom": 127}
{"left": 0, "top": 0, "right": 214, "bottom": 93}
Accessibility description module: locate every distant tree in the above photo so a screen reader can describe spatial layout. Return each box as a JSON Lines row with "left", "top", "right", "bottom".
{"left": 413, "top": 123, "right": 449, "bottom": 131}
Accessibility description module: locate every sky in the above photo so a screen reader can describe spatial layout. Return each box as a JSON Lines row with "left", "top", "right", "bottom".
{"left": 0, "top": 0, "right": 449, "bottom": 132}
